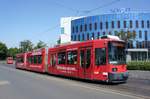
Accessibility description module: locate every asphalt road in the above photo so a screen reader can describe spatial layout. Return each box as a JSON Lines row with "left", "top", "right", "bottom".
{"left": 0, "top": 64, "right": 149, "bottom": 99}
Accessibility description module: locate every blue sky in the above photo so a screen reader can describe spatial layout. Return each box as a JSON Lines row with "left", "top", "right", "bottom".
{"left": 0, "top": 0, "right": 150, "bottom": 48}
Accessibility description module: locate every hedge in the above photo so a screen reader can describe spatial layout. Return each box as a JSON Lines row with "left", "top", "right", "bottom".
{"left": 127, "top": 61, "right": 150, "bottom": 71}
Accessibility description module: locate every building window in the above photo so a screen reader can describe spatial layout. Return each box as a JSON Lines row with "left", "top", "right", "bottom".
{"left": 109, "top": 32, "right": 111, "bottom": 35}
{"left": 139, "top": 30, "right": 142, "bottom": 39}
{"left": 136, "top": 41, "right": 139, "bottom": 48}
{"left": 142, "top": 41, "right": 145, "bottom": 48}
{"left": 80, "top": 25, "right": 82, "bottom": 32}
{"left": 84, "top": 24, "right": 87, "bottom": 31}
{"left": 130, "top": 20, "right": 132, "bottom": 28}
{"left": 142, "top": 20, "right": 144, "bottom": 28}
{"left": 136, "top": 20, "right": 139, "bottom": 28}
{"left": 133, "top": 30, "right": 136, "bottom": 39}
{"left": 147, "top": 20, "right": 150, "bottom": 28}
{"left": 103, "top": 32, "right": 105, "bottom": 35}
{"left": 106, "top": 22, "right": 108, "bottom": 29}
{"left": 92, "top": 32, "right": 94, "bottom": 39}
{"left": 74, "top": 35, "right": 76, "bottom": 41}
{"left": 87, "top": 33, "right": 89, "bottom": 40}
{"left": 139, "top": 42, "right": 142, "bottom": 48}
{"left": 145, "top": 30, "right": 148, "bottom": 40}
{"left": 117, "top": 21, "right": 120, "bottom": 28}
{"left": 111, "top": 21, "right": 114, "bottom": 28}
{"left": 67, "top": 51, "right": 77, "bottom": 65}
{"left": 72, "top": 27, "right": 74, "bottom": 33}
{"left": 76, "top": 26, "right": 78, "bottom": 33}
{"left": 124, "top": 21, "right": 126, "bottom": 28}
{"left": 58, "top": 52, "right": 66, "bottom": 64}
{"left": 100, "top": 22, "right": 103, "bottom": 30}
{"left": 71, "top": 35, "right": 73, "bottom": 40}
{"left": 97, "top": 32, "right": 100, "bottom": 39}
{"left": 78, "top": 34, "right": 80, "bottom": 41}
{"left": 89, "top": 23, "right": 92, "bottom": 31}
{"left": 82, "top": 34, "right": 84, "bottom": 41}
{"left": 127, "top": 31, "right": 130, "bottom": 38}
{"left": 94, "top": 22, "right": 97, "bottom": 30}
{"left": 145, "top": 41, "right": 148, "bottom": 48}
{"left": 130, "top": 41, "right": 133, "bottom": 48}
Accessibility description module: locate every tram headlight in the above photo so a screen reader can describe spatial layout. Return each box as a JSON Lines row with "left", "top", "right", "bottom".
{"left": 112, "top": 68, "right": 118, "bottom": 72}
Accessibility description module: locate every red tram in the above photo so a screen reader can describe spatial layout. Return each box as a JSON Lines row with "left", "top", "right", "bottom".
{"left": 6, "top": 57, "right": 14, "bottom": 64}
{"left": 16, "top": 53, "right": 27, "bottom": 69}
{"left": 26, "top": 48, "right": 47, "bottom": 72}
{"left": 16, "top": 36, "right": 128, "bottom": 83}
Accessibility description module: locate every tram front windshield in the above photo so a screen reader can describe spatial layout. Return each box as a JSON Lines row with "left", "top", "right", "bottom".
{"left": 108, "top": 42, "right": 126, "bottom": 65}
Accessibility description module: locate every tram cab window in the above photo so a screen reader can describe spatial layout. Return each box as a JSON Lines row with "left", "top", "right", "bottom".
{"left": 58, "top": 52, "right": 66, "bottom": 64}
{"left": 95, "top": 48, "right": 106, "bottom": 65}
{"left": 67, "top": 51, "right": 77, "bottom": 65}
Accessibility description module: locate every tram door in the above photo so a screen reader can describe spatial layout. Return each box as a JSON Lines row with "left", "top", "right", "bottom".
{"left": 79, "top": 47, "right": 92, "bottom": 79}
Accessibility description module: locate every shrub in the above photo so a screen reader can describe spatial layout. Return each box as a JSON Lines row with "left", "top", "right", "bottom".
{"left": 127, "top": 61, "right": 150, "bottom": 71}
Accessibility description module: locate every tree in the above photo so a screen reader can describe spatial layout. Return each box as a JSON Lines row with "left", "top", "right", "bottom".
{"left": 0, "top": 42, "right": 8, "bottom": 60}
{"left": 19, "top": 40, "right": 33, "bottom": 52}
{"left": 114, "top": 29, "right": 136, "bottom": 42}
{"left": 7, "top": 47, "right": 20, "bottom": 59}
{"left": 34, "top": 40, "right": 47, "bottom": 49}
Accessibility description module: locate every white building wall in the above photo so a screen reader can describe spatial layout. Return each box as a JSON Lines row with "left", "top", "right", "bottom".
{"left": 59, "top": 17, "right": 83, "bottom": 44}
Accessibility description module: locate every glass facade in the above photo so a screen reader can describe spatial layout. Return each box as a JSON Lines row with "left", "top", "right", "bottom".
{"left": 71, "top": 13, "right": 150, "bottom": 61}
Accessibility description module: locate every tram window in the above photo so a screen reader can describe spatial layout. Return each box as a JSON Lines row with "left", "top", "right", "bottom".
{"left": 37, "top": 55, "right": 42, "bottom": 64}
{"left": 17, "top": 57, "right": 24, "bottom": 63}
{"left": 80, "top": 50, "right": 84, "bottom": 68}
{"left": 67, "top": 51, "right": 77, "bottom": 65}
{"left": 28, "top": 57, "right": 32, "bottom": 64}
{"left": 58, "top": 52, "right": 66, "bottom": 64}
{"left": 50, "top": 54, "right": 56, "bottom": 66}
{"left": 95, "top": 48, "right": 106, "bottom": 65}
{"left": 33, "top": 56, "right": 37, "bottom": 64}
{"left": 86, "top": 49, "right": 91, "bottom": 68}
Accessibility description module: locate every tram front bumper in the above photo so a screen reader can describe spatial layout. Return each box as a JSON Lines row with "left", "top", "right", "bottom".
{"left": 108, "top": 72, "right": 129, "bottom": 83}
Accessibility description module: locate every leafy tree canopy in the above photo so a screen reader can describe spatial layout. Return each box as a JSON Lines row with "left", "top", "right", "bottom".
{"left": 7, "top": 47, "right": 20, "bottom": 59}
{"left": 114, "top": 29, "right": 136, "bottom": 42}
{"left": 0, "top": 42, "right": 8, "bottom": 60}
{"left": 34, "top": 40, "right": 47, "bottom": 49}
{"left": 19, "top": 40, "right": 33, "bottom": 52}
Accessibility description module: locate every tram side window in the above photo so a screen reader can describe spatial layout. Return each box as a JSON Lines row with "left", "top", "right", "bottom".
{"left": 86, "top": 49, "right": 91, "bottom": 68}
{"left": 17, "top": 57, "right": 24, "bottom": 63}
{"left": 30, "top": 56, "right": 34, "bottom": 64}
{"left": 80, "top": 50, "right": 85, "bottom": 68}
{"left": 28, "top": 57, "right": 32, "bottom": 64}
{"left": 67, "top": 51, "right": 77, "bottom": 65}
{"left": 95, "top": 48, "right": 106, "bottom": 65}
{"left": 33, "top": 56, "right": 37, "bottom": 64}
{"left": 58, "top": 52, "right": 66, "bottom": 64}
{"left": 37, "top": 55, "right": 42, "bottom": 64}
{"left": 50, "top": 54, "right": 56, "bottom": 66}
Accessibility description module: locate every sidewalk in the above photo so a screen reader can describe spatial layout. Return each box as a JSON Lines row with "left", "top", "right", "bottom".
{"left": 0, "top": 61, "right": 6, "bottom": 64}
{"left": 129, "top": 70, "right": 150, "bottom": 80}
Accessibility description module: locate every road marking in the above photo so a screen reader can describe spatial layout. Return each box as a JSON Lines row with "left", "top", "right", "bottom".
{"left": 0, "top": 65, "right": 148, "bottom": 99}
{"left": 0, "top": 81, "right": 10, "bottom": 86}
